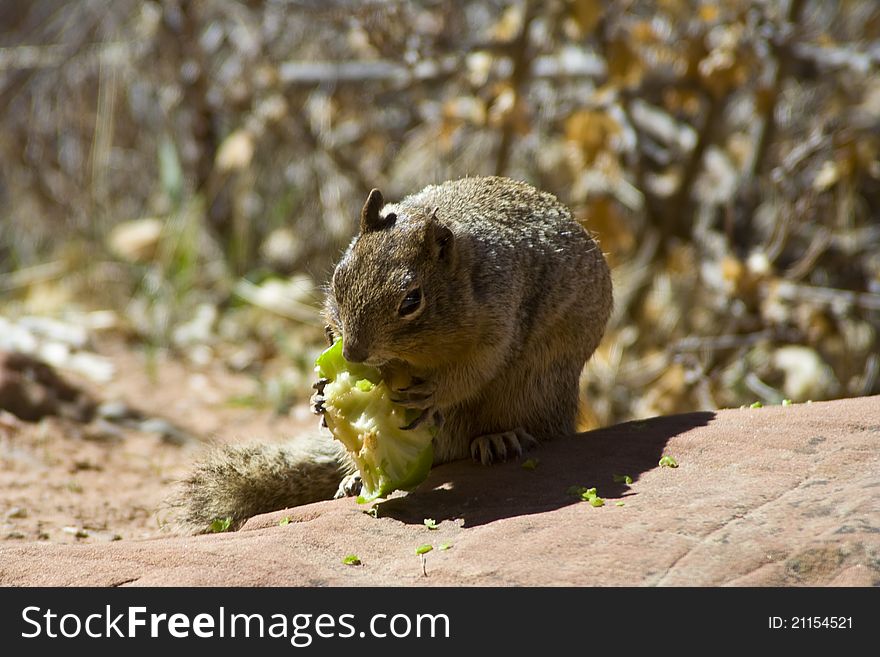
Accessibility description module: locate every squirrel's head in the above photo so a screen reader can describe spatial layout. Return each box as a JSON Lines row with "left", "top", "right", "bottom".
{"left": 325, "top": 188, "right": 470, "bottom": 368}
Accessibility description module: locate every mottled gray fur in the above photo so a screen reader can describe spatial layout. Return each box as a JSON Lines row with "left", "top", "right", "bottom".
{"left": 169, "top": 433, "right": 352, "bottom": 532}
{"left": 172, "top": 176, "right": 612, "bottom": 532}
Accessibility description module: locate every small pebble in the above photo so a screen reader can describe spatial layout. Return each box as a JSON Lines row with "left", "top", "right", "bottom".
{"left": 62, "top": 526, "right": 90, "bottom": 539}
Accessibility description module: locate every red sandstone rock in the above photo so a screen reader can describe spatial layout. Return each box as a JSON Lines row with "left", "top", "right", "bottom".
{"left": 0, "top": 396, "right": 877, "bottom": 586}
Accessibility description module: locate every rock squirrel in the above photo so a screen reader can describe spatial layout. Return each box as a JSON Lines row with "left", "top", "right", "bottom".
{"left": 172, "top": 176, "right": 612, "bottom": 532}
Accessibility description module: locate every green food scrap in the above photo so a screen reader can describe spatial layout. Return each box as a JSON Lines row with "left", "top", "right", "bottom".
{"left": 750, "top": 401, "right": 763, "bottom": 408}
{"left": 315, "top": 339, "right": 436, "bottom": 502}
{"left": 355, "top": 379, "right": 375, "bottom": 392}
{"left": 415, "top": 544, "right": 433, "bottom": 555}
{"left": 279, "top": 516, "right": 292, "bottom": 526}
{"left": 580, "top": 487, "right": 598, "bottom": 501}
{"left": 659, "top": 455, "right": 679, "bottom": 468}
{"left": 568, "top": 485, "right": 604, "bottom": 507}
{"left": 782, "top": 399, "right": 792, "bottom": 406}
{"left": 615, "top": 501, "right": 625, "bottom": 507}
{"left": 423, "top": 518, "right": 438, "bottom": 530}
{"left": 521, "top": 458, "right": 539, "bottom": 470}
{"left": 210, "top": 517, "right": 233, "bottom": 533}
{"left": 342, "top": 554, "right": 361, "bottom": 566}
{"left": 438, "top": 543, "right": 453, "bottom": 551}
{"left": 613, "top": 474, "right": 633, "bottom": 485}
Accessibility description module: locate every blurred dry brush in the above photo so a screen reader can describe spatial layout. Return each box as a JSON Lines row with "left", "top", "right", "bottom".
{"left": 0, "top": 0, "right": 878, "bottom": 426}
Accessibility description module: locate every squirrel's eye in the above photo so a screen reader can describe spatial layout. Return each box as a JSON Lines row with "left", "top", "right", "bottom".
{"left": 398, "top": 287, "right": 423, "bottom": 318}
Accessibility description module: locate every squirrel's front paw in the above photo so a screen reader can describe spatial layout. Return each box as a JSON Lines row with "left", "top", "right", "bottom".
{"left": 311, "top": 378, "right": 329, "bottom": 413}
{"left": 311, "top": 378, "right": 329, "bottom": 427}
{"left": 398, "top": 408, "right": 443, "bottom": 431}
{"left": 390, "top": 378, "right": 440, "bottom": 431}
{"left": 389, "top": 377, "right": 435, "bottom": 410}
{"left": 470, "top": 428, "right": 537, "bottom": 466}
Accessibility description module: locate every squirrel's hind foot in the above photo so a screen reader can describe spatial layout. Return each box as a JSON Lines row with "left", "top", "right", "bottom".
{"left": 470, "top": 428, "right": 537, "bottom": 465}
{"left": 334, "top": 473, "right": 362, "bottom": 499}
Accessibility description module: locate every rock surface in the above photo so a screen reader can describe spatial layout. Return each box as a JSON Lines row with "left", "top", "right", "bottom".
{"left": 1, "top": 396, "right": 877, "bottom": 586}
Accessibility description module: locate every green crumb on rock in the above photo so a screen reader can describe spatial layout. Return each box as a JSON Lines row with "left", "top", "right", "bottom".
{"left": 782, "top": 399, "right": 792, "bottom": 406}
{"left": 439, "top": 543, "right": 453, "bottom": 551}
{"left": 342, "top": 554, "right": 361, "bottom": 566}
{"left": 569, "top": 485, "right": 604, "bottom": 506}
{"left": 750, "top": 401, "right": 763, "bottom": 408}
{"left": 615, "top": 501, "right": 625, "bottom": 507}
{"left": 279, "top": 516, "right": 292, "bottom": 526}
{"left": 423, "top": 518, "right": 438, "bottom": 530}
{"left": 579, "top": 487, "right": 598, "bottom": 501}
{"left": 659, "top": 455, "right": 679, "bottom": 468}
{"left": 613, "top": 474, "right": 633, "bottom": 485}
{"left": 521, "top": 458, "right": 539, "bottom": 470}
{"left": 209, "top": 517, "right": 233, "bottom": 533}
{"left": 416, "top": 544, "right": 433, "bottom": 555}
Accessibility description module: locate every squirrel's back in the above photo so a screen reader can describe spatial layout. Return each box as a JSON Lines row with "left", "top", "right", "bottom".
{"left": 397, "top": 177, "right": 599, "bottom": 276}
{"left": 386, "top": 175, "right": 608, "bottom": 357}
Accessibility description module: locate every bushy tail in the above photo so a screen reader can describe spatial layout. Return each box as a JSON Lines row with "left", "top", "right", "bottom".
{"left": 168, "top": 432, "right": 350, "bottom": 534}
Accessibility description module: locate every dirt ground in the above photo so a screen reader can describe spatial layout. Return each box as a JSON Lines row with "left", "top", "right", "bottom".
{"left": 0, "top": 338, "right": 316, "bottom": 544}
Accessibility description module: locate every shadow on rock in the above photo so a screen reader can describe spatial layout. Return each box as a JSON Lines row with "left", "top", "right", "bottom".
{"left": 375, "top": 410, "right": 716, "bottom": 527}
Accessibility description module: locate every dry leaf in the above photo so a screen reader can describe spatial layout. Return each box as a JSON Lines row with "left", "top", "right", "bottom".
{"left": 813, "top": 161, "right": 839, "bottom": 192}
{"left": 216, "top": 129, "right": 255, "bottom": 172}
{"left": 568, "top": 0, "right": 604, "bottom": 37}
{"left": 107, "top": 218, "right": 164, "bottom": 263}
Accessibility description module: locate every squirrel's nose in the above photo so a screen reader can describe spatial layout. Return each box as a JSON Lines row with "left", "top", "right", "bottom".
{"left": 342, "top": 341, "right": 369, "bottom": 363}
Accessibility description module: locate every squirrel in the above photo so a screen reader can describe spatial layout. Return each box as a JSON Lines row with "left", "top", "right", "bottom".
{"left": 172, "top": 176, "right": 612, "bottom": 532}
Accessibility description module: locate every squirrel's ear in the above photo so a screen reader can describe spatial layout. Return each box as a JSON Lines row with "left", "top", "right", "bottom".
{"left": 360, "top": 188, "right": 395, "bottom": 233}
{"left": 427, "top": 207, "right": 454, "bottom": 262}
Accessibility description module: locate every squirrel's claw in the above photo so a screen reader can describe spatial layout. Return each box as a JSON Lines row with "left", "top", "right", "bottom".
{"left": 399, "top": 408, "right": 443, "bottom": 432}
{"left": 389, "top": 378, "right": 436, "bottom": 410}
{"left": 334, "top": 473, "right": 362, "bottom": 499}
{"left": 394, "top": 377, "right": 432, "bottom": 393}
{"left": 389, "top": 394, "right": 434, "bottom": 410}
{"left": 310, "top": 385, "right": 327, "bottom": 416}
{"left": 310, "top": 394, "right": 325, "bottom": 415}
{"left": 311, "top": 379, "right": 329, "bottom": 414}
{"left": 399, "top": 407, "right": 431, "bottom": 431}
{"left": 470, "top": 428, "right": 536, "bottom": 465}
